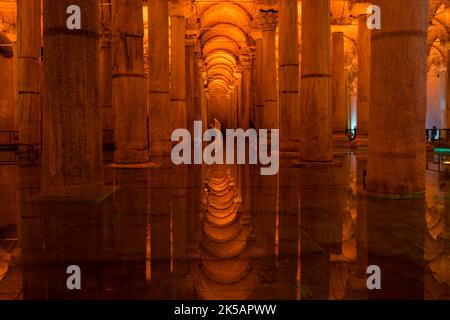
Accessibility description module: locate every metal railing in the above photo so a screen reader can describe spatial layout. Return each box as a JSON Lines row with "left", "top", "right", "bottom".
{"left": 0, "top": 130, "right": 115, "bottom": 165}
{"left": 426, "top": 128, "right": 450, "bottom": 148}
{"left": 0, "top": 131, "right": 18, "bottom": 164}
{"left": 0, "top": 131, "right": 18, "bottom": 149}
{"left": 345, "top": 128, "right": 357, "bottom": 141}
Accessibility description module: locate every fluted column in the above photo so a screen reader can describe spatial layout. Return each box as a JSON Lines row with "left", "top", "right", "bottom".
{"left": 279, "top": 0, "right": 300, "bottom": 153}
{"left": 112, "top": 0, "right": 149, "bottom": 163}
{"left": 332, "top": 32, "right": 347, "bottom": 134}
{"left": 148, "top": 0, "right": 171, "bottom": 157}
{"left": 41, "top": 0, "right": 104, "bottom": 198}
{"left": 367, "top": 0, "right": 428, "bottom": 196}
{"left": 17, "top": 0, "right": 41, "bottom": 165}
{"left": 170, "top": 1, "right": 187, "bottom": 129}
{"left": 299, "top": 0, "right": 332, "bottom": 162}
{"left": 259, "top": 10, "right": 278, "bottom": 129}
{"left": 356, "top": 15, "right": 371, "bottom": 142}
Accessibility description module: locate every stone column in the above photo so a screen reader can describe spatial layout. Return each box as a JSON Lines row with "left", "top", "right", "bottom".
{"left": 446, "top": 50, "right": 450, "bottom": 128}
{"left": 259, "top": 10, "right": 278, "bottom": 129}
{"left": 367, "top": 0, "right": 428, "bottom": 196}
{"left": 235, "top": 71, "right": 243, "bottom": 129}
{"left": 279, "top": 0, "right": 300, "bottom": 153}
{"left": 17, "top": 0, "right": 41, "bottom": 165}
{"left": 299, "top": 0, "right": 332, "bottom": 162}
{"left": 99, "top": 0, "right": 114, "bottom": 139}
{"left": 194, "top": 48, "right": 203, "bottom": 125}
{"left": 170, "top": 1, "right": 187, "bottom": 129}
{"left": 185, "top": 33, "right": 197, "bottom": 135}
{"left": 356, "top": 15, "right": 371, "bottom": 142}
{"left": 41, "top": 0, "right": 105, "bottom": 198}
{"left": 332, "top": 32, "right": 347, "bottom": 135}
{"left": 148, "top": 0, "right": 171, "bottom": 157}
{"left": 249, "top": 47, "right": 257, "bottom": 128}
{"left": 112, "top": 0, "right": 148, "bottom": 164}
{"left": 252, "top": 33, "right": 264, "bottom": 130}
{"left": 240, "top": 55, "right": 251, "bottom": 130}
{"left": 200, "top": 68, "right": 208, "bottom": 128}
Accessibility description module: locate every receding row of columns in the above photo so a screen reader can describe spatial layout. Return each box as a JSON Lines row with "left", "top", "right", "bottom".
{"left": 15, "top": 0, "right": 428, "bottom": 198}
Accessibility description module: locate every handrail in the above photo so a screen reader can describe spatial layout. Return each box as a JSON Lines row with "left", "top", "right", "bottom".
{"left": 426, "top": 128, "right": 450, "bottom": 148}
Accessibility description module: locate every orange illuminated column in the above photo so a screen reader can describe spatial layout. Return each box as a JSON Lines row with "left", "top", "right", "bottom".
{"left": 185, "top": 33, "right": 197, "bottom": 135}
{"left": 99, "top": 0, "right": 114, "bottom": 141}
{"left": 259, "top": 10, "right": 279, "bottom": 129}
{"left": 446, "top": 50, "right": 450, "bottom": 128}
{"left": 194, "top": 48, "right": 203, "bottom": 127}
{"left": 148, "top": 0, "right": 171, "bottom": 157}
{"left": 332, "top": 32, "right": 347, "bottom": 135}
{"left": 169, "top": 0, "right": 187, "bottom": 130}
{"left": 240, "top": 55, "right": 251, "bottom": 130}
{"left": 356, "top": 15, "right": 371, "bottom": 144}
{"left": 279, "top": 0, "right": 300, "bottom": 153}
{"left": 252, "top": 31, "right": 264, "bottom": 130}
{"left": 367, "top": 0, "right": 427, "bottom": 196}
{"left": 299, "top": 0, "right": 332, "bottom": 162}
{"left": 235, "top": 71, "right": 242, "bottom": 129}
{"left": 112, "top": 0, "right": 149, "bottom": 163}
{"left": 41, "top": 0, "right": 105, "bottom": 198}
{"left": 17, "top": 0, "right": 41, "bottom": 165}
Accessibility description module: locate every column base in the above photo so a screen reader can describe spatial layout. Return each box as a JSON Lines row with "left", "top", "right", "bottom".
{"left": 292, "top": 159, "right": 342, "bottom": 168}
{"left": 110, "top": 162, "right": 161, "bottom": 169}
{"left": 33, "top": 186, "right": 115, "bottom": 205}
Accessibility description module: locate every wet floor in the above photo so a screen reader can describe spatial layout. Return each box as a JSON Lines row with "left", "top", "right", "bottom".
{"left": 0, "top": 150, "right": 450, "bottom": 300}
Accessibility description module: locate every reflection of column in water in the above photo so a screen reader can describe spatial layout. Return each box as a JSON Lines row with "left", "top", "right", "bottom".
{"left": 149, "top": 160, "right": 172, "bottom": 298}
{"left": 329, "top": 155, "right": 358, "bottom": 300}
{"left": 40, "top": 200, "right": 108, "bottom": 299}
{"left": 109, "top": 169, "right": 147, "bottom": 298}
{"left": 19, "top": 166, "right": 46, "bottom": 299}
{"left": 299, "top": 166, "right": 332, "bottom": 300}
{"left": 170, "top": 165, "right": 189, "bottom": 297}
{"left": 353, "top": 156, "right": 369, "bottom": 300}
{"left": 277, "top": 159, "right": 300, "bottom": 299}
{"left": 366, "top": 197, "right": 425, "bottom": 299}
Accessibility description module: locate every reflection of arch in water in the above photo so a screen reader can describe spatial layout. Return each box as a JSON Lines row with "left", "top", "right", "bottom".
{"left": 196, "top": 166, "right": 256, "bottom": 299}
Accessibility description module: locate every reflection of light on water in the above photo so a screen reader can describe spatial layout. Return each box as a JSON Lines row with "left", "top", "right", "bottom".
{"left": 296, "top": 194, "right": 301, "bottom": 300}
{"left": 170, "top": 203, "right": 174, "bottom": 273}
{"left": 146, "top": 169, "right": 151, "bottom": 285}
{"left": 275, "top": 181, "right": 279, "bottom": 262}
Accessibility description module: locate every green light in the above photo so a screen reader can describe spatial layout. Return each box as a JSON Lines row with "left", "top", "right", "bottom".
{"left": 435, "top": 148, "right": 450, "bottom": 154}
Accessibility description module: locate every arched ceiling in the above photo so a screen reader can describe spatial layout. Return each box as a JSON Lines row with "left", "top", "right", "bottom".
{"left": 195, "top": 0, "right": 254, "bottom": 97}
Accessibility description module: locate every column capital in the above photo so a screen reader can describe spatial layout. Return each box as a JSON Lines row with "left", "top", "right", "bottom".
{"left": 258, "top": 9, "right": 278, "bottom": 32}
{"left": 351, "top": 3, "right": 373, "bottom": 18}
{"left": 185, "top": 32, "right": 198, "bottom": 46}
{"left": 239, "top": 54, "right": 252, "bottom": 69}
{"left": 169, "top": 0, "right": 190, "bottom": 17}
